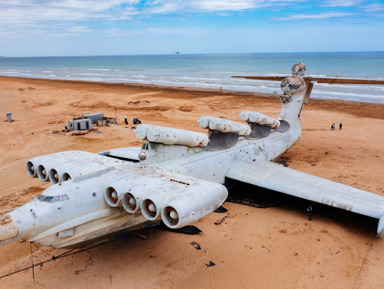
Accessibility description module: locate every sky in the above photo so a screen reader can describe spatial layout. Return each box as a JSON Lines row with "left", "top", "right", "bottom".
{"left": 0, "top": 0, "right": 383, "bottom": 57}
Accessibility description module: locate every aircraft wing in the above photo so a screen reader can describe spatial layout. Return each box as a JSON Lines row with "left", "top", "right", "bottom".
{"left": 225, "top": 161, "right": 384, "bottom": 221}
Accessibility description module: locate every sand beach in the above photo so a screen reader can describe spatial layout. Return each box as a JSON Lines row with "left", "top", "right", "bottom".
{"left": 0, "top": 76, "right": 383, "bottom": 288}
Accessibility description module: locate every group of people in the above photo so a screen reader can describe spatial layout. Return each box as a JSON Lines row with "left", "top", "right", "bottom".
{"left": 331, "top": 123, "right": 342, "bottom": 130}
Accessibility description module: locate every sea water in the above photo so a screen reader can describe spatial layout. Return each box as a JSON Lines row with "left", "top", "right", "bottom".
{"left": 0, "top": 52, "right": 383, "bottom": 103}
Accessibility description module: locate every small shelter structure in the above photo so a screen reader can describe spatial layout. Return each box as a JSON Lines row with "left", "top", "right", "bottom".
{"left": 83, "top": 113, "right": 104, "bottom": 124}
{"left": 68, "top": 118, "right": 92, "bottom": 131}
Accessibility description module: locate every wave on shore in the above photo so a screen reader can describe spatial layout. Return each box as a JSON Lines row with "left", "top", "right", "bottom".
{"left": 1, "top": 53, "right": 383, "bottom": 104}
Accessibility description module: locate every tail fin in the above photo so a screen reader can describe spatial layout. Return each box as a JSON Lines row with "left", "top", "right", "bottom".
{"left": 233, "top": 62, "right": 384, "bottom": 125}
{"left": 278, "top": 62, "right": 310, "bottom": 125}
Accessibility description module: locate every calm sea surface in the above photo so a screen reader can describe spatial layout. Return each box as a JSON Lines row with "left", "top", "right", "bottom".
{"left": 0, "top": 52, "right": 383, "bottom": 103}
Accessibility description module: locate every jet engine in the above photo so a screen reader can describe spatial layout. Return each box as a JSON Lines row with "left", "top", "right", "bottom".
{"left": 26, "top": 151, "right": 83, "bottom": 178}
{"left": 102, "top": 167, "right": 229, "bottom": 229}
{"left": 139, "top": 179, "right": 189, "bottom": 221}
{"left": 61, "top": 162, "right": 109, "bottom": 182}
{"left": 27, "top": 151, "right": 123, "bottom": 184}
{"left": 121, "top": 183, "right": 154, "bottom": 213}
{"left": 161, "top": 182, "right": 228, "bottom": 229}
{"left": 105, "top": 174, "right": 177, "bottom": 215}
{"left": 104, "top": 174, "right": 144, "bottom": 207}
{"left": 141, "top": 188, "right": 183, "bottom": 221}
{"left": 37, "top": 160, "right": 59, "bottom": 182}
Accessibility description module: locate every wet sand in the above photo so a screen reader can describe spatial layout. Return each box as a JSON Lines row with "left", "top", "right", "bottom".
{"left": 0, "top": 76, "right": 383, "bottom": 288}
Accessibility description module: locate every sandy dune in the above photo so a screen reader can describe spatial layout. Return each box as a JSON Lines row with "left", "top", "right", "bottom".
{"left": 0, "top": 76, "right": 383, "bottom": 288}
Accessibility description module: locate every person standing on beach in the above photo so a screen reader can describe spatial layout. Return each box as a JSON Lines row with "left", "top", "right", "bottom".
{"left": 331, "top": 123, "right": 335, "bottom": 130}
{"left": 307, "top": 205, "right": 313, "bottom": 221}
{"left": 339, "top": 123, "right": 342, "bottom": 130}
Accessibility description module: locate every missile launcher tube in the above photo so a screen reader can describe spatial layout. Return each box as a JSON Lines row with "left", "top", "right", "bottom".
{"left": 240, "top": 111, "right": 280, "bottom": 129}
{"left": 135, "top": 124, "right": 151, "bottom": 140}
{"left": 198, "top": 116, "right": 251, "bottom": 136}
{"left": 135, "top": 124, "right": 209, "bottom": 147}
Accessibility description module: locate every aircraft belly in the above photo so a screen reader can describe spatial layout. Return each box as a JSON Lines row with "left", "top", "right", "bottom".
{"left": 31, "top": 210, "right": 150, "bottom": 248}
{"left": 226, "top": 161, "right": 384, "bottom": 219}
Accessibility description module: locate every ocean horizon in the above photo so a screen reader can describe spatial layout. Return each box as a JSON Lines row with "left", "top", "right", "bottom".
{"left": 1, "top": 52, "right": 383, "bottom": 104}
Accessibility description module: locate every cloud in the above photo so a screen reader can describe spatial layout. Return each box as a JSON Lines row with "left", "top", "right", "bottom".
{"left": 0, "top": 0, "right": 378, "bottom": 40}
{"left": 191, "top": 1, "right": 258, "bottom": 12}
{"left": 280, "top": 12, "right": 356, "bottom": 20}
{"left": 143, "top": 0, "right": 309, "bottom": 13}
{"left": 320, "top": 0, "right": 361, "bottom": 7}
{"left": 135, "top": 0, "right": 260, "bottom": 14}
{"left": 0, "top": 0, "right": 306, "bottom": 26}
{"left": 68, "top": 26, "right": 92, "bottom": 33}
{"left": 361, "top": 3, "right": 384, "bottom": 12}
{"left": 0, "top": 0, "right": 142, "bottom": 28}
{"left": 0, "top": 0, "right": 310, "bottom": 38}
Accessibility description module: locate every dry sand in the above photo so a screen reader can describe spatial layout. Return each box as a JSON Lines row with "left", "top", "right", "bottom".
{"left": 0, "top": 76, "right": 383, "bottom": 289}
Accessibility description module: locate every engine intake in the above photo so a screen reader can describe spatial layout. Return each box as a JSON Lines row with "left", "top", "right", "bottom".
{"left": 141, "top": 187, "right": 183, "bottom": 221}
{"left": 104, "top": 174, "right": 143, "bottom": 207}
{"left": 121, "top": 183, "right": 154, "bottom": 213}
{"left": 26, "top": 160, "right": 37, "bottom": 178}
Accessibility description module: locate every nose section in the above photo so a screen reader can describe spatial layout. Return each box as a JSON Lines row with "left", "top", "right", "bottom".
{"left": 0, "top": 215, "right": 19, "bottom": 242}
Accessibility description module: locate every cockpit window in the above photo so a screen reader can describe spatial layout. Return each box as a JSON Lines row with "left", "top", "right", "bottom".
{"left": 141, "top": 143, "right": 149, "bottom": 150}
{"left": 37, "top": 194, "right": 70, "bottom": 203}
{"left": 43, "top": 196, "right": 54, "bottom": 202}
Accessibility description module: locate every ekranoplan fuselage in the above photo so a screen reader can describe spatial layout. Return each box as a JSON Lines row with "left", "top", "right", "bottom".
{"left": 3, "top": 63, "right": 382, "bottom": 249}
{"left": 0, "top": 71, "right": 303, "bottom": 249}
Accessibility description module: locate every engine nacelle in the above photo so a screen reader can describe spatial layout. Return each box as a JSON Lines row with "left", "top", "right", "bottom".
{"left": 48, "top": 154, "right": 123, "bottom": 182}
{"left": 37, "top": 162, "right": 52, "bottom": 182}
{"left": 26, "top": 151, "right": 83, "bottom": 179}
{"left": 49, "top": 167, "right": 61, "bottom": 184}
{"left": 161, "top": 182, "right": 228, "bottom": 229}
{"left": 37, "top": 159, "right": 65, "bottom": 182}
{"left": 141, "top": 185, "right": 185, "bottom": 221}
{"left": 121, "top": 183, "right": 154, "bottom": 213}
{"left": 105, "top": 176, "right": 133, "bottom": 207}
{"left": 104, "top": 174, "right": 147, "bottom": 207}
{"left": 26, "top": 159, "right": 38, "bottom": 178}
{"left": 26, "top": 151, "right": 111, "bottom": 183}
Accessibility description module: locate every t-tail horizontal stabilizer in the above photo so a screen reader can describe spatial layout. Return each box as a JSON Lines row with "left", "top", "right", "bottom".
{"left": 225, "top": 161, "right": 384, "bottom": 236}
{"left": 232, "top": 62, "right": 384, "bottom": 103}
